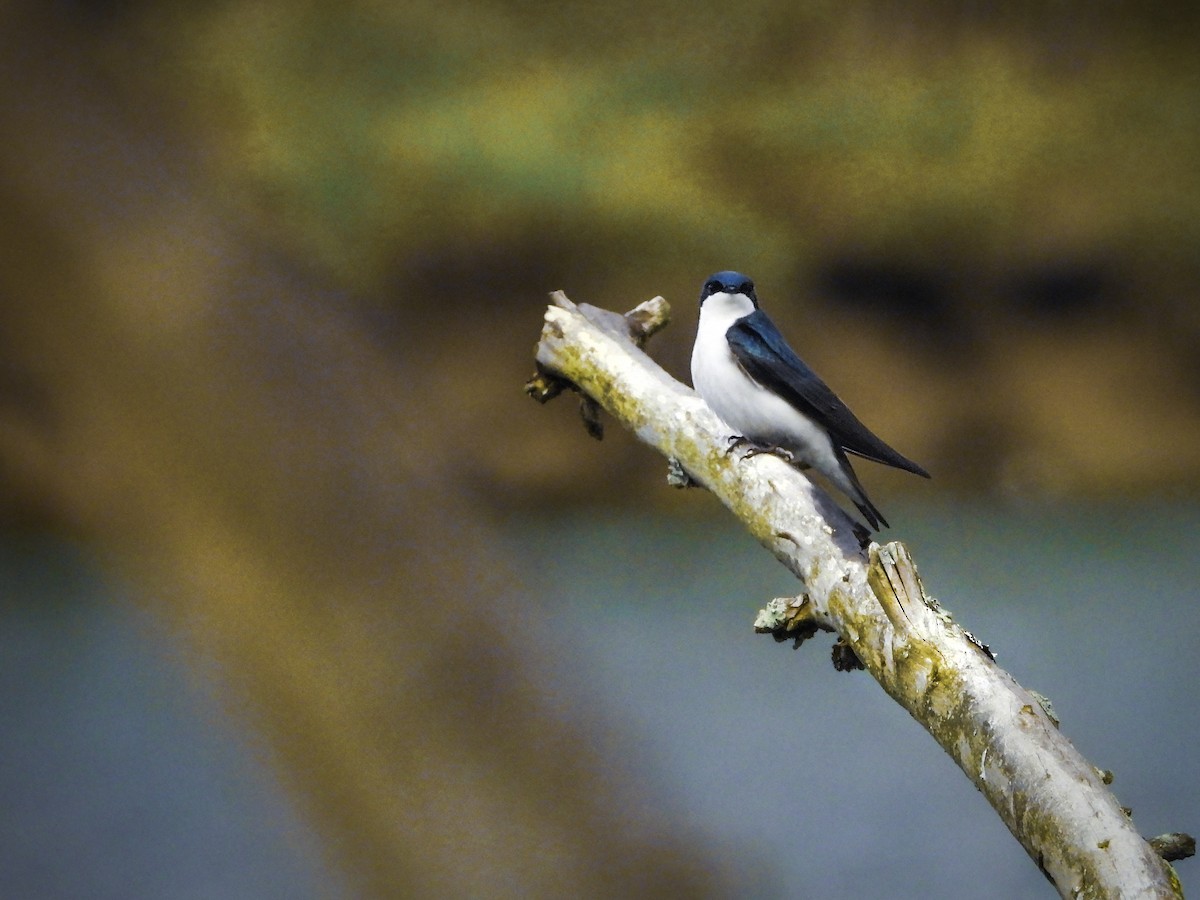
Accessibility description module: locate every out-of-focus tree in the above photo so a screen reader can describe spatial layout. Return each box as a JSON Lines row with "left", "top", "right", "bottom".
{"left": 0, "top": 6, "right": 732, "bottom": 896}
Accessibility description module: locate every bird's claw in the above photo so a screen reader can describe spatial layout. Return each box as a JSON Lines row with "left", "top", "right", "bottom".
{"left": 742, "top": 444, "right": 796, "bottom": 464}
{"left": 725, "top": 435, "right": 752, "bottom": 455}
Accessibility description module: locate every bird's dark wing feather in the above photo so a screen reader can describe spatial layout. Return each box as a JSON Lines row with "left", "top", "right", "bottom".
{"left": 726, "top": 311, "right": 930, "bottom": 477}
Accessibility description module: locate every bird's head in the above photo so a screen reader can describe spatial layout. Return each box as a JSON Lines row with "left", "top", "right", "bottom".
{"left": 699, "top": 270, "right": 758, "bottom": 316}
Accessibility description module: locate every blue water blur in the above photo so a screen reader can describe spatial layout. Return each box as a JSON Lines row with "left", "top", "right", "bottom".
{"left": 509, "top": 499, "right": 1200, "bottom": 899}
{"left": 0, "top": 539, "right": 345, "bottom": 900}
{"left": 2, "top": 500, "right": 1196, "bottom": 898}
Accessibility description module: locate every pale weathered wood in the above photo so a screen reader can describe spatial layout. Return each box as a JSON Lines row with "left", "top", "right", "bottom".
{"left": 530, "top": 291, "right": 1188, "bottom": 899}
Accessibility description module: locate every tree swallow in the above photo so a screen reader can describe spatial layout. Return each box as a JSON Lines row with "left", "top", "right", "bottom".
{"left": 690, "top": 270, "right": 929, "bottom": 530}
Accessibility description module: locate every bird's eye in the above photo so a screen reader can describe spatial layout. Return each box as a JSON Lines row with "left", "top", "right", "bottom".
{"left": 740, "top": 281, "right": 754, "bottom": 294}
{"left": 705, "top": 281, "right": 722, "bottom": 295}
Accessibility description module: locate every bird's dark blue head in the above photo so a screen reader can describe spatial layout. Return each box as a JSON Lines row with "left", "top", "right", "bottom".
{"left": 700, "top": 271, "right": 757, "bottom": 308}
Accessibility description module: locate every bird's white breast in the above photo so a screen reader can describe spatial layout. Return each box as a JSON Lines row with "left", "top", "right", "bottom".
{"left": 690, "top": 293, "right": 758, "bottom": 427}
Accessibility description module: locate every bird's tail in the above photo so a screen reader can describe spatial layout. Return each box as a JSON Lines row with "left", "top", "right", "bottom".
{"left": 854, "top": 497, "right": 888, "bottom": 532}
{"left": 836, "top": 449, "right": 888, "bottom": 531}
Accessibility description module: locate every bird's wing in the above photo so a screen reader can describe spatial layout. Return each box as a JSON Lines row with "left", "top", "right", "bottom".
{"left": 726, "top": 311, "right": 930, "bottom": 477}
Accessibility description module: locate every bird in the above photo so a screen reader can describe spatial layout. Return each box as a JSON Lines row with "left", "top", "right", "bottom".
{"left": 690, "top": 270, "right": 929, "bottom": 531}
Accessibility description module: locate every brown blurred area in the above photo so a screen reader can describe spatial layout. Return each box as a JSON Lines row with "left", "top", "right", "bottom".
{"left": 6, "top": 0, "right": 1191, "bottom": 513}
{"left": 1, "top": 0, "right": 1198, "bottom": 895}
{"left": 117, "top": 0, "right": 1200, "bottom": 506}
{"left": 0, "top": 4, "right": 730, "bottom": 896}
{"left": 2, "top": 1, "right": 1193, "bottom": 515}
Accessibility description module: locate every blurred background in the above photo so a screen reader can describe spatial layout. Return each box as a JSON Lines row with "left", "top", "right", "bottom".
{"left": 0, "top": 1, "right": 1197, "bottom": 897}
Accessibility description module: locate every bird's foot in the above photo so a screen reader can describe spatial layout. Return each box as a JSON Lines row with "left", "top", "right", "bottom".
{"left": 730, "top": 440, "right": 812, "bottom": 469}
{"left": 741, "top": 444, "right": 796, "bottom": 465}
{"left": 725, "top": 435, "right": 753, "bottom": 455}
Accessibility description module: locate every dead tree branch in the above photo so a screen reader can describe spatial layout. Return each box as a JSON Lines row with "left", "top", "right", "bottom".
{"left": 528, "top": 291, "right": 1190, "bottom": 899}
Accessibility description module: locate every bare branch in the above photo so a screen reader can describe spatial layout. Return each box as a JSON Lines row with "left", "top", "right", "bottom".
{"left": 530, "top": 292, "right": 1190, "bottom": 899}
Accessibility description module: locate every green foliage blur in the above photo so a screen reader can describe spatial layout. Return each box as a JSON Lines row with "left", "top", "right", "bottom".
{"left": 154, "top": 3, "right": 1198, "bottom": 287}
{"left": 118, "top": 1, "right": 1200, "bottom": 497}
